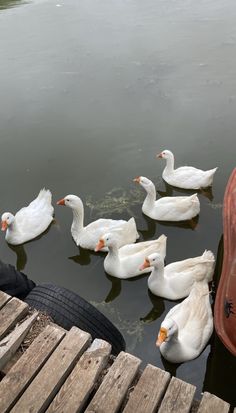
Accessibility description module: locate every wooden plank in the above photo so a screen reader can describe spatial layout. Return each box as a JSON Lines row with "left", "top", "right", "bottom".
{"left": 0, "top": 297, "right": 28, "bottom": 340}
{"left": 0, "top": 291, "right": 11, "bottom": 309}
{"left": 197, "top": 392, "right": 230, "bottom": 413}
{"left": 0, "top": 323, "right": 66, "bottom": 413}
{"left": 85, "top": 351, "right": 141, "bottom": 413}
{"left": 158, "top": 376, "right": 196, "bottom": 413}
{"left": 11, "top": 326, "right": 91, "bottom": 413}
{"left": 0, "top": 312, "right": 38, "bottom": 370}
{"left": 47, "top": 338, "right": 111, "bottom": 413}
{"left": 123, "top": 364, "right": 170, "bottom": 413}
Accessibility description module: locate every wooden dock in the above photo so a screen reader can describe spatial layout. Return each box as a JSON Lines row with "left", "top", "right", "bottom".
{"left": 0, "top": 290, "right": 233, "bottom": 413}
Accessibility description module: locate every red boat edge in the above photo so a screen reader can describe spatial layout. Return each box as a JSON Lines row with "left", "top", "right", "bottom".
{"left": 214, "top": 168, "right": 236, "bottom": 356}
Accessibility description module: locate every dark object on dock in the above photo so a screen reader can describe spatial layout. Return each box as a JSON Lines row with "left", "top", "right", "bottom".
{"left": 214, "top": 168, "right": 236, "bottom": 356}
{"left": 24, "top": 283, "right": 126, "bottom": 355}
{"left": 0, "top": 260, "right": 35, "bottom": 299}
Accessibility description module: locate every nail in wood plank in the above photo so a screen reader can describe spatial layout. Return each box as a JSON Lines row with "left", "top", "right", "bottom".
{"left": 197, "top": 392, "right": 230, "bottom": 413}
{"left": 158, "top": 376, "right": 196, "bottom": 413}
{"left": 0, "top": 291, "right": 11, "bottom": 309}
{"left": 0, "top": 297, "right": 29, "bottom": 340}
{"left": 0, "top": 312, "right": 38, "bottom": 370}
{"left": 85, "top": 351, "right": 141, "bottom": 413}
{"left": 123, "top": 364, "right": 170, "bottom": 413}
{"left": 0, "top": 323, "right": 66, "bottom": 413}
{"left": 47, "top": 338, "right": 111, "bottom": 413}
{"left": 11, "top": 326, "right": 91, "bottom": 413}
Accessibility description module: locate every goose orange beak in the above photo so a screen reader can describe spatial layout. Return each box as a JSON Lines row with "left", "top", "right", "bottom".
{"left": 156, "top": 327, "right": 168, "bottom": 347}
{"left": 139, "top": 258, "right": 150, "bottom": 271}
{"left": 1, "top": 221, "right": 8, "bottom": 231}
{"left": 156, "top": 152, "right": 163, "bottom": 158}
{"left": 95, "top": 239, "right": 105, "bottom": 252}
{"left": 133, "top": 176, "right": 141, "bottom": 183}
{"left": 57, "top": 198, "right": 65, "bottom": 206}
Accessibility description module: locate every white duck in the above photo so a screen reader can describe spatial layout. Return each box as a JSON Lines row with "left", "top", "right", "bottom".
{"left": 1, "top": 189, "right": 54, "bottom": 245}
{"left": 134, "top": 176, "right": 200, "bottom": 221}
{"left": 140, "top": 250, "right": 215, "bottom": 300}
{"left": 157, "top": 150, "right": 218, "bottom": 189}
{"left": 57, "top": 194, "right": 139, "bottom": 251}
{"left": 156, "top": 280, "right": 213, "bottom": 363}
{"left": 95, "top": 233, "right": 167, "bottom": 279}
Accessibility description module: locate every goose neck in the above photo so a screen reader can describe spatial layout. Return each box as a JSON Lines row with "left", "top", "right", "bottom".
{"left": 71, "top": 205, "right": 84, "bottom": 235}
{"left": 142, "top": 184, "right": 157, "bottom": 212}
{"left": 164, "top": 154, "right": 175, "bottom": 173}
{"left": 149, "top": 261, "right": 165, "bottom": 282}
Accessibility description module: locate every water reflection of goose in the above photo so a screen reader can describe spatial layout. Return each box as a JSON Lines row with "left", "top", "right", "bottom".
{"left": 8, "top": 244, "right": 27, "bottom": 271}
{"left": 157, "top": 177, "right": 214, "bottom": 202}
{"left": 140, "top": 290, "right": 165, "bottom": 323}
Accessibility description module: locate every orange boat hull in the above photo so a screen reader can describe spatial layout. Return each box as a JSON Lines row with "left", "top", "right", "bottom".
{"left": 214, "top": 168, "right": 236, "bottom": 355}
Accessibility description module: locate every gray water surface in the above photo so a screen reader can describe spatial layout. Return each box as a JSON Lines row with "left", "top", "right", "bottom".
{"left": 0, "top": 0, "right": 236, "bottom": 405}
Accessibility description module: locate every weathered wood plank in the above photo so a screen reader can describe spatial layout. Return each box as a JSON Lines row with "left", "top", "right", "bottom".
{"left": 85, "top": 351, "right": 141, "bottom": 413}
{"left": 47, "top": 338, "right": 111, "bottom": 413}
{"left": 0, "top": 291, "right": 11, "bottom": 309}
{"left": 123, "top": 364, "right": 170, "bottom": 413}
{"left": 197, "top": 392, "right": 230, "bottom": 413}
{"left": 0, "top": 297, "right": 28, "bottom": 340}
{"left": 158, "top": 376, "right": 196, "bottom": 413}
{"left": 11, "top": 326, "right": 91, "bottom": 413}
{"left": 0, "top": 323, "right": 66, "bottom": 413}
{"left": 0, "top": 312, "right": 38, "bottom": 370}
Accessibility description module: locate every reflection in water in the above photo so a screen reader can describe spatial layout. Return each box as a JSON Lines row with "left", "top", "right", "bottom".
{"left": 161, "top": 355, "right": 181, "bottom": 377}
{"left": 8, "top": 244, "right": 27, "bottom": 271}
{"left": 0, "top": 0, "right": 26, "bottom": 10}
{"left": 157, "top": 180, "right": 214, "bottom": 201}
{"left": 138, "top": 214, "right": 157, "bottom": 240}
{"left": 5, "top": 220, "right": 56, "bottom": 271}
{"left": 104, "top": 271, "right": 150, "bottom": 303}
{"left": 68, "top": 246, "right": 99, "bottom": 266}
{"left": 159, "top": 214, "right": 199, "bottom": 231}
{"left": 140, "top": 291, "right": 165, "bottom": 323}
{"left": 203, "top": 333, "right": 236, "bottom": 407}
{"left": 104, "top": 274, "right": 121, "bottom": 303}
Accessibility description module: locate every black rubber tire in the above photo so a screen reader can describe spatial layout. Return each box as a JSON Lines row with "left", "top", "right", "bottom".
{"left": 0, "top": 260, "right": 36, "bottom": 299}
{"left": 24, "top": 283, "right": 125, "bottom": 355}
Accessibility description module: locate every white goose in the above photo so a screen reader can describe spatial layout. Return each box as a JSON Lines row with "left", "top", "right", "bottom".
{"left": 156, "top": 280, "right": 213, "bottom": 363}
{"left": 140, "top": 250, "right": 215, "bottom": 300}
{"left": 157, "top": 150, "right": 217, "bottom": 189}
{"left": 95, "top": 233, "right": 167, "bottom": 279}
{"left": 57, "top": 194, "right": 139, "bottom": 251}
{"left": 134, "top": 176, "right": 200, "bottom": 221}
{"left": 1, "top": 189, "right": 54, "bottom": 245}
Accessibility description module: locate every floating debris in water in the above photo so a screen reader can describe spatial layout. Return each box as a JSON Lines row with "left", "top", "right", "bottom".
{"left": 86, "top": 186, "right": 144, "bottom": 219}
{"left": 207, "top": 202, "right": 223, "bottom": 210}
